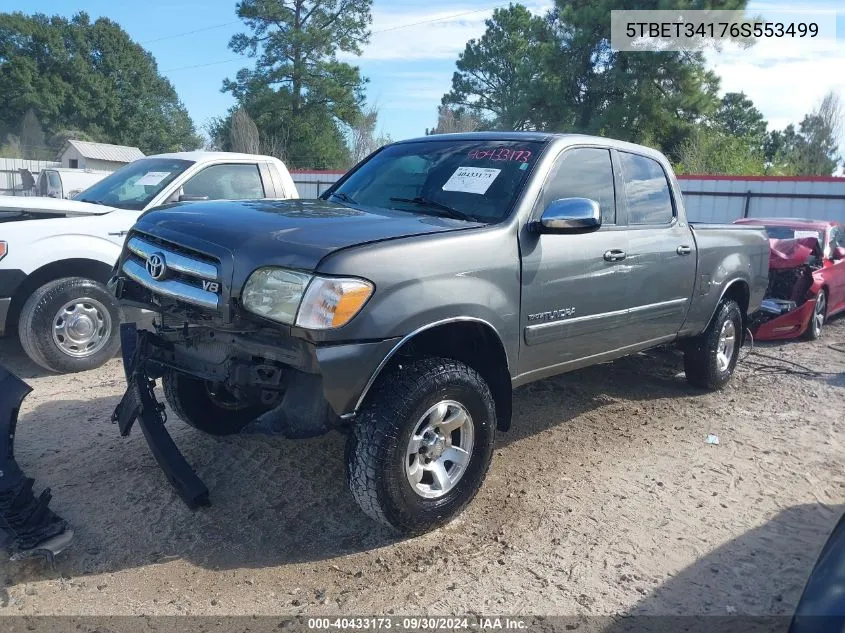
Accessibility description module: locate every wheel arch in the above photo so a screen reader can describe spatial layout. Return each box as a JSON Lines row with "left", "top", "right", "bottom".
{"left": 716, "top": 278, "right": 750, "bottom": 335}
{"left": 355, "top": 318, "right": 513, "bottom": 432}
{"left": 8, "top": 258, "right": 115, "bottom": 332}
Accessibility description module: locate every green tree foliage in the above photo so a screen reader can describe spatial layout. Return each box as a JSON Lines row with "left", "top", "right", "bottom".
{"left": 674, "top": 92, "right": 768, "bottom": 175}
{"left": 675, "top": 128, "right": 766, "bottom": 175}
{"left": 765, "top": 92, "right": 843, "bottom": 176}
{"left": 714, "top": 92, "right": 767, "bottom": 147}
{"left": 442, "top": 1, "right": 748, "bottom": 157}
{"left": 0, "top": 11, "right": 201, "bottom": 156}
{"left": 223, "top": 0, "right": 372, "bottom": 169}
{"left": 442, "top": 5, "right": 555, "bottom": 130}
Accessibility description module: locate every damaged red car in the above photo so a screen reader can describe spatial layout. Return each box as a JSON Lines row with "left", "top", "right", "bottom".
{"left": 734, "top": 218, "right": 845, "bottom": 340}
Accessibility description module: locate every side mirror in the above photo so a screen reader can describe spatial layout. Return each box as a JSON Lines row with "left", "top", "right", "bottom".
{"left": 179, "top": 194, "right": 209, "bottom": 202}
{"left": 833, "top": 246, "right": 845, "bottom": 260}
{"left": 538, "top": 197, "right": 602, "bottom": 234}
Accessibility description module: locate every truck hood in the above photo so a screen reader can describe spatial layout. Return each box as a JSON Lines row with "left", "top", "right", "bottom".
{"left": 133, "top": 198, "right": 483, "bottom": 271}
{"left": 0, "top": 195, "right": 115, "bottom": 220}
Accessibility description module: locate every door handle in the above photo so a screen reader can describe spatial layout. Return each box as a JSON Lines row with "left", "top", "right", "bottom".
{"left": 677, "top": 245, "right": 692, "bottom": 256}
{"left": 603, "top": 249, "right": 627, "bottom": 262}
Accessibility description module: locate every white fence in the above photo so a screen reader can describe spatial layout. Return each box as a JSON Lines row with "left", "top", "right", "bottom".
{"left": 678, "top": 176, "right": 845, "bottom": 224}
{"left": 292, "top": 171, "right": 845, "bottom": 224}
{"left": 291, "top": 170, "right": 345, "bottom": 198}
{"left": 0, "top": 158, "right": 61, "bottom": 196}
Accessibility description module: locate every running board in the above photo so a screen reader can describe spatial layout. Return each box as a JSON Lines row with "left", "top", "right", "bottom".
{"left": 112, "top": 323, "right": 210, "bottom": 509}
{"left": 0, "top": 366, "right": 73, "bottom": 566}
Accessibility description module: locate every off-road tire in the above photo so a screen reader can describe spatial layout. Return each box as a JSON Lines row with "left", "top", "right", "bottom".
{"left": 346, "top": 357, "right": 497, "bottom": 535}
{"left": 163, "top": 371, "right": 264, "bottom": 436}
{"left": 684, "top": 299, "right": 743, "bottom": 391}
{"left": 804, "top": 289, "right": 827, "bottom": 341}
{"left": 18, "top": 277, "right": 122, "bottom": 374}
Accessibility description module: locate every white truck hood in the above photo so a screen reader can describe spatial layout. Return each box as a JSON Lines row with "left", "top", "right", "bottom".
{"left": 0, "top": 195, "right": 115, "bottom": 217}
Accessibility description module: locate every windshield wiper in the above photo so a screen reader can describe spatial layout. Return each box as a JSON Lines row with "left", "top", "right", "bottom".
{"left": 330, "top": 192, "right": 359, "bottom": 205}
{"left": 77, "top": 198, "right": 106, "bottom": 206}
{"left": 389, "top": 197, "right": 475, "bottom": 222}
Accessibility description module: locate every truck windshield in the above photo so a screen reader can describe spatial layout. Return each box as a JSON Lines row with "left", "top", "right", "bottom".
{"left": 326, "top": 139, "right": 547, "bottom": 223}
{"left": 74, "top": 158, "right": 193, "bottom": 210}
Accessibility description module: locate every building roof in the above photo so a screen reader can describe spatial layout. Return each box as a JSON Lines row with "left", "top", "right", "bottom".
{"left": 58, "top": 140, "right": 145, "bottom": 163}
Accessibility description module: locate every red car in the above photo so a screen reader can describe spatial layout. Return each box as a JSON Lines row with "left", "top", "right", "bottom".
{"left": 734, "top": 218, "right": 845, "bottom": 340}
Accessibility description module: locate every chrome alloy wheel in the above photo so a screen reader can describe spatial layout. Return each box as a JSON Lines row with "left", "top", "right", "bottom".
{"left": 716, "top": 318, "right": 737, "bottom": 373}
{"left": 51, "top": 297, "right": 112, "bottom": 358}
{"left": 812, "top": 292, "right": 826, "bottom": 338}
{"left": 405, "top": 400, "right": 475, "bottom": 499}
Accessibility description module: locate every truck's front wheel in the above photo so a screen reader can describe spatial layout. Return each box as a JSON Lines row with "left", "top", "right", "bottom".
{"left": 346, "top": 357, "right": 496, "bottom": 535}
{"left": 163, "top": 371, "right": 264, "bottom": 436}
{"left": 18, "top": 277, "right": 122, "bottom": 373}
{"left": 683, "top": 299, "right": 743, "bottom": 390}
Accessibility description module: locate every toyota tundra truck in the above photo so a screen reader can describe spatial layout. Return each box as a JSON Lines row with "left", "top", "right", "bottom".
{"left": 108, "top": 132, "right": 770, "bottom": 534}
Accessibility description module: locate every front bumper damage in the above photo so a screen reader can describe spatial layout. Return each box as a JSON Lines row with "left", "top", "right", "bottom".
{"left": 0, "top": 366, "right": 73, "bottom": 565}
{"left": 749, "top": 237, "right": 823, "bottom": 341}
{"left": 112, "top": 324, "right": 210, "bottom": 509}
{"left": 112, "top": 320, "right": 399, "bottom": 508}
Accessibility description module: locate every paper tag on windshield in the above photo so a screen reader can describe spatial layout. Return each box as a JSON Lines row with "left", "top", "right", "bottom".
{"left": 442, "top": 167, "right": 501, "bottom": 195}
{"left": 135, "top": 171, "right": 170, "bottom": 186}
{"left": 794, "top": 230, "right": 820, "bottom": 240}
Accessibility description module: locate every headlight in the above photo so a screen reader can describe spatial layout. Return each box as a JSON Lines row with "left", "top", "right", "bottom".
{"left": 296, "top": 276, "right": 374, "bottom": 329}
{"left": 241, "top": 268, "right": 311, "bottom": 325}
{"left": 241, "top": 267, "right": 373, "bottom": 329}
{"left": 0, "top": 241, "right": 6, "bottom": 261}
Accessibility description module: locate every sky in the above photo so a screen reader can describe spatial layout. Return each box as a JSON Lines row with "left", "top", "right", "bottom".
{"left": 6, "top": 0, "right": 845, "bottom": 149}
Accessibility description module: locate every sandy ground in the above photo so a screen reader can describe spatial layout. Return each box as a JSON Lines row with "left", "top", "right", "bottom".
{"left": 0, "top": 319, "right": 843, "bottom": 617}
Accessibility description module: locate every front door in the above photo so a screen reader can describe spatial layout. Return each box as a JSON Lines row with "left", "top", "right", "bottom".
{"left": 518, "top": 146, "right": 631, "bottom": 378}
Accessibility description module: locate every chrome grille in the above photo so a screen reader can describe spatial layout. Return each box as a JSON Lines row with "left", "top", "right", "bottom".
{"left": 122, "top": 234, "right": 220, "bottom": 310}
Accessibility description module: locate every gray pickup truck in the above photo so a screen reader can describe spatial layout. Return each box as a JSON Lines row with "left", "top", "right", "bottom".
{"left": 108, "top": 132, "right": 769, "bottom": 534}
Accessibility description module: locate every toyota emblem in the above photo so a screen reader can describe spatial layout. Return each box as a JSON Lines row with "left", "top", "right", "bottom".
{"left": 146, "top": 253, "right": 167, "bottom": 280}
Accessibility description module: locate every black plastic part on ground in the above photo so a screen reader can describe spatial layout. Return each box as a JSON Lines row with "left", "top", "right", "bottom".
{"left": 111, "top": 322, "right": 210, "bottom": 509}
{"left": 790, "top": 511, "right": 845, "bottom": 632}
{"left": 0, "top": 366, "right": 70, "bottom": 553}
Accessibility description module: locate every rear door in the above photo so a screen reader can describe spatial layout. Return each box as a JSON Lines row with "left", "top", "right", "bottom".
{"left": 616, "top": 150, "right": 696, "bottom": 344}
{"left": 518, "top": 145, "right": 631, "bottom": 377}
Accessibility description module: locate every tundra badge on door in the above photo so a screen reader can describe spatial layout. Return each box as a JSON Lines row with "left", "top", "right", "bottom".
{"left": 528, "top": 307, "right": 576, "bottom": 322}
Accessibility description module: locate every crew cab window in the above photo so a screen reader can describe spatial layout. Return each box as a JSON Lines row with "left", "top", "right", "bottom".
{"left": 182, "top": 163, "right": 265, "bottom": 200}
{"left": 541, "top": 148, "right": 616, "bottom": 225}
{"left": 619, "top": 152, "right": 674, "bottom": 225}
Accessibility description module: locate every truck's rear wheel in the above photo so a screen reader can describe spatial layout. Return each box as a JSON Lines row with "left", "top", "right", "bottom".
{"left": 18, "top": 277, "right": 122, "bottom": 373}
{"left": 163, "top": 371, "right": 265, "bottom": 436}
{"left": 684, "top": 299, "right": 743, "bottom": 391}
{"left": 346, "top": 357, "right": 496, "bottom": 534}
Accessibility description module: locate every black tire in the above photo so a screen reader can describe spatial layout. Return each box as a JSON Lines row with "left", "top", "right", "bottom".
{"left": 163, "top": 371, "right": 264, "bottom": 436}
{"left": 346, "top": 357, "right": 497, "bottom": 535}
{"left": 804, "top": 289, "right": 827, "bottom": 341}
{"left": 17, "top": 277, "right": 122, "bottom": 374}
{"left": 684, "top": 299, "right": 743, "bottom": 391}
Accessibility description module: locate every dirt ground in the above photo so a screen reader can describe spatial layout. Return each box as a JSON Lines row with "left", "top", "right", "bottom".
{"left": 0, "top": 319, "right": 843, "bottom": 617}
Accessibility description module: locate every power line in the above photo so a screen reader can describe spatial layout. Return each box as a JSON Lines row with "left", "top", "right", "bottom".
{"left": 141, "top": 21, "right": 240, "bottom": 44}
{"left": 163, "top": 58, "right": 242, "bottom": 72}
{"left": 371, "top": 7, "right": 494, "bottom": 34}
{"left": 161, "top": 6, "right": 499, "bottom": 73}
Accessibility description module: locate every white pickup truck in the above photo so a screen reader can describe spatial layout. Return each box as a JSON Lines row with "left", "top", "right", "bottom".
{"left": 0, "top": 152, "right": 298, "bottom": 373}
